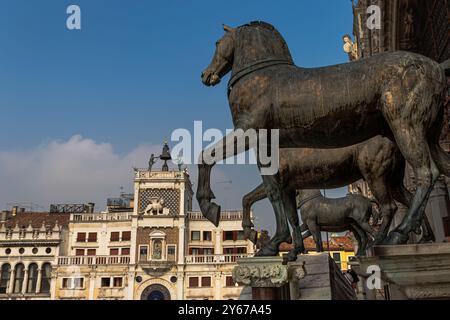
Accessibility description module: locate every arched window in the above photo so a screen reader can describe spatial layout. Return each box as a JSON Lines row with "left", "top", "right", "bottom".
{"left": 0, "top": 264, "right": 11, "bottom": 294}
{"left": 27, "top": 264, "right": 38, "bottom": 294}
{"left": 13, "top": 264, "right": 25, "bottom": 294}
{"left": 40, "top": 263, "right": 52, "bottom": 293}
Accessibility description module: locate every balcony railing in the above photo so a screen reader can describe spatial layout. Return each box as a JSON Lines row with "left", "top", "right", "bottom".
{"left": 71, "top": 212, "right": 132, "bottom": 222}
{"left": 58, "top": 255, "right": 130, "bottom": 266}
{"left": 188, "top": 211, "right": 244, "bottom": 221}
{"left": 185, "top": 254, "right": 251, "bottom": 264}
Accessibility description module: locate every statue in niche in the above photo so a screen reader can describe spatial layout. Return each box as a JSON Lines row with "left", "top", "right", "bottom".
{"left": 152, "top": 239, "right": 162, "bottom": 259}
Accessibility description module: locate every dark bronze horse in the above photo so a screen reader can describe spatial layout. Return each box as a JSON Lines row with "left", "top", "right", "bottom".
{"left": 241, "top": 135, "right": 435, "bottom": 258}
{"left": 197, "top": 21, "right": 450, "bottom": 255}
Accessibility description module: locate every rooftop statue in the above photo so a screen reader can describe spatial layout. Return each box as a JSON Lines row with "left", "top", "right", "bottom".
{"left": 196, "top": 21, "right": 450, "bottom": 256}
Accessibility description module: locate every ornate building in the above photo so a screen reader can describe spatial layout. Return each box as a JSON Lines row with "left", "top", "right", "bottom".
{"left": 348, "top": 0, "right": 450, "bottom": 241}
{"left": 0, "top": 209, "right": 69, "bottom": 299}
{"left": 0, "top": 143, "right": 254, "bottom": 300}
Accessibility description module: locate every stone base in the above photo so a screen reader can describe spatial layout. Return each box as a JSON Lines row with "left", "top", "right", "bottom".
{"left": 288, "top": 253, "right": 357, "bottom": 300}
{"left": 354, "top": 243, "right": 450, "bottom": 300}
{"left": 234, "top": 253, "right": 356, "bottom": 300}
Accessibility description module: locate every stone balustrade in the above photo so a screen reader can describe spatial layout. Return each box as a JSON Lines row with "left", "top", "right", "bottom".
{"left": 58, "top": 255, "right": 130, "bottom": 266}
{"left": 185, "top": 254, "right": 251, "bottom": 264}
{"left": 71, "top": 212, "right": 132, "bottom": 222}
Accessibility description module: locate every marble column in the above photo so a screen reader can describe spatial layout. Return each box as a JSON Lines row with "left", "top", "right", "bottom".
{"left": 8, "top": 266, "right": 15, "bottom": 294}
{"left": 22, "top": 269, "right": 29, "bottom": 294}
{"left": 35, "top": 268, "right": 42, "bottom": 294}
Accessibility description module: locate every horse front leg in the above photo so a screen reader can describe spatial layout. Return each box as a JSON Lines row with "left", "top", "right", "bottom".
{"left": 242, "top": 183, "right": 267, "bottom": 244}
{"left": 196, "top": 131, "right": 252, "bottom": 226}
{"left": 196, "top": 161, "right": 221, "bottom": 227}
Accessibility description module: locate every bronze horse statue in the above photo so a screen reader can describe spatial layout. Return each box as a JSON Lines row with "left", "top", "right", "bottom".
{"left": 296, "top": 189, "right": 377, "bottom": 257}
{"left": 240, "top": 135, "right": 435, "bottom": 258}
{"left": 197, "top": 21, "right": 450, "bottom": 255}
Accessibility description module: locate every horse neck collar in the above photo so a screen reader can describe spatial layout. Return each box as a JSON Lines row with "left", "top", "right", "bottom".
{"left": 297, "top": 192, "right": 322, "bottom": 209}
{"left": 227, "top": 58, "right": 293, "bottom": 94}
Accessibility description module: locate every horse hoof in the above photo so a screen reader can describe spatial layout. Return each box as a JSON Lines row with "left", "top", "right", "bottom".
{"left": 201, "top": 202, "right": 221, "bottom": 227}
{"left": 249, "top": 230, "right": 258, "bottom": 245}
{"left": 383, "top": 231, "right": 409, "bottom": 245}
{"left": 255, "top": 245, "right": 279, "bottom": 257}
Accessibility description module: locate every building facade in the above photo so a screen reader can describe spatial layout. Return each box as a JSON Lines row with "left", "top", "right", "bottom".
{"left": 0, "top": 155, "right": 254, "bottom": 300}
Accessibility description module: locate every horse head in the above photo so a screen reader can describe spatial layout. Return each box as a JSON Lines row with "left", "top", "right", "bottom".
{"left": 201, "top": 21, "right": 293, "bottom": 87}
{"left": 201, "top": 24, "right": 236, "bottom": 86}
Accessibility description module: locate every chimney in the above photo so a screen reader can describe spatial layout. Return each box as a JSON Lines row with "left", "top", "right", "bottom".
{"left": 12, "top": 206, "right": 18, "bottom": 216}
{"left": 19, "top": 208, "right": 26, "bottom": 213}
{"left": 87, "top": 203, "right": 95, "bottom": 213}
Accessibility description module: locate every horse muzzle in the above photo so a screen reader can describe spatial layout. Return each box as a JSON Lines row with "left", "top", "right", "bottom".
{"left": 201, "top": 70, "right": 221, "bottom": 86}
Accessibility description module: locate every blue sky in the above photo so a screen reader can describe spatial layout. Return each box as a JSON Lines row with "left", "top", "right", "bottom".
{"left": 0, "top": 0, "right": 354, "bottom": 232}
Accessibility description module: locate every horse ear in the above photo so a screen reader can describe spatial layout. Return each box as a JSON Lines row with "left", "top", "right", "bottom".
{"left": 223, "top": 24, "right": 234, "bottom": 33}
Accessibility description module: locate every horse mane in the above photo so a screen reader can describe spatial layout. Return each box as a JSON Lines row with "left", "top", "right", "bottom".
{"left": 236, "top": 21, "right": 294, "bottom": 64}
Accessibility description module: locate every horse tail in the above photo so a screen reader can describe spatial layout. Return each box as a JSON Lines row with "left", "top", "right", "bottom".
{"left": 441, "top": 59, "right": 450, "bottom": 76}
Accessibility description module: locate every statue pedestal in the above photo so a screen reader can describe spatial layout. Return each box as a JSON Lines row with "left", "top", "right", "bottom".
{"left": 233, "top": 257, "right": 291, "bottom": 300}
{"left": 288, "top": 253, "right": 357, "bottom": 300}
{"left": 353, "top": 243, "right": 450, "bottom": 300}
{"left": 233, "top": 253, "right": 356, "bottom": 300}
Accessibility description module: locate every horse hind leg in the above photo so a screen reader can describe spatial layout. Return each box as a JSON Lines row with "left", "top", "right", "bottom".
{"left": 283, "top": 189, "right": 306, "bottom": 261}
{"left": 255, "top": 175, "right": 292, "bottom": 257}
{"left": 242, "top": 184, "right": 266, "bottom": 244}
{"left": 382, "top": 88, "right": 440, "bottom": 244}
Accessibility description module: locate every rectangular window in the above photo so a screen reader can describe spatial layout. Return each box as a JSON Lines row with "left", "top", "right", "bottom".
{"left": 121, "top": 248, "right": 130, "bottom": 256}
{"left": 122, "top": 231, "right": 131, "bottom": 241}
{"left": 62, "top": 278, "right": 84, "bottom": 289}
{"left": 223, "top": 248, "right": 233, "bottom": 254}
{"left": 75, "top": 249, "right": 85, "bottom": 256}
{"left": 236, "top": 247, "right": 247, "bottom": 254}
{"left": 76, "top": 232, "right": 86, "bottom": 242}
{"left": 87, "top": 232, "right": 97, "bottom": 242}
{"left": 110, "top": 248, "right": 119, "bottom": 256}
{"left": 167, "top": 245, "right": 176, "bottom": 261}
{"left": 139, "top": 246, "right": 148, "bottom": 261}
{"left": 191, "top": 231, "right": 201, "bottom": 241}
{"left": 110, "top": 232, "right": 120, "bottom": 242}
{"left": 190, "top": 248, "right": 200, "bottom": 256}
{"left": 188, "top": 277, "right": 199, "bottom": 288}
{"left": 87, "top": 249, "right": 96, "bottom": 256}
{"left": 74, "top": 278, "right": 84, "bottom": 289}
{"left": 201, "top": 277, "right": 211, "bottom": 287}
{"left": 62, "top": 278, "right": 70, "bottom": 289}
{"left": 113, "top": 277, "right": 123, "bottom": 287}
{"left": 203, "top": 231, "right": 212, "bottom": 241}
{"left": 223, "top": 231, "right": 234, "bottom": 241}
{"left": 101, "top": 278, "right": 111, "bottom": 288}
{"left": 203, "top": 248, "right": 214, "bottom": 255}
{"left": 225, "top": 276, "right": 235, "bottom": 287}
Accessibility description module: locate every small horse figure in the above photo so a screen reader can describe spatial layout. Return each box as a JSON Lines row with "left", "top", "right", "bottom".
{"left": 197, "top": 21, "right": 449, "bottom": 255}
{"left": 297, "top": 190, "right": 376, "bottom": 257}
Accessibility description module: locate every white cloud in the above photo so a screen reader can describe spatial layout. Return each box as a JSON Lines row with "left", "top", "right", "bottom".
{"left": 0, "top": 135, "right": 161, "bottom": 211}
